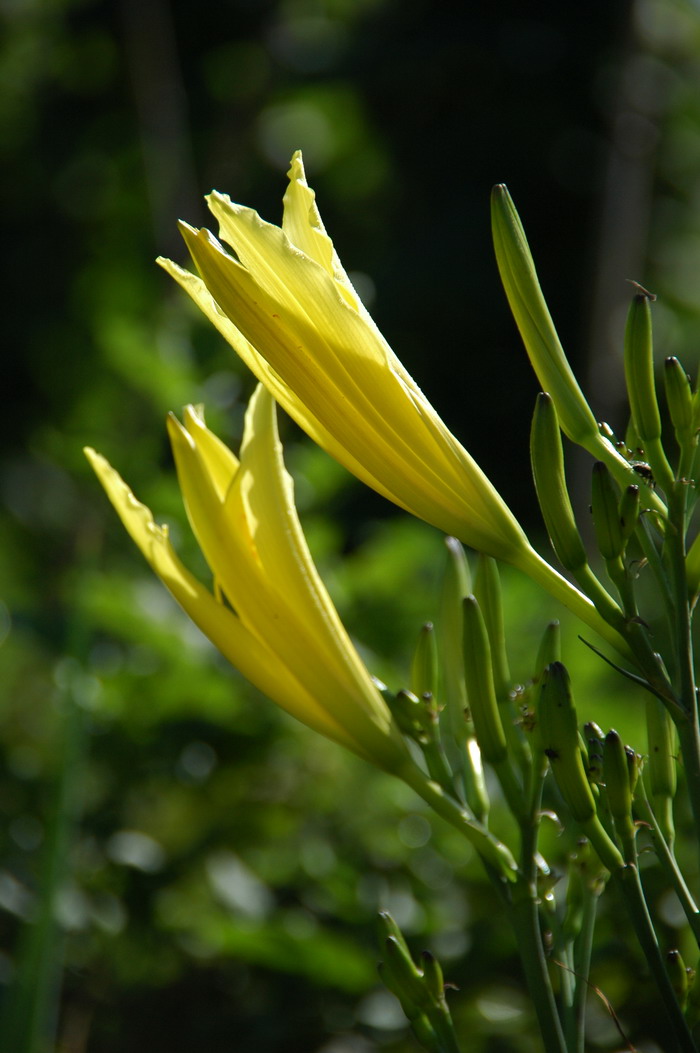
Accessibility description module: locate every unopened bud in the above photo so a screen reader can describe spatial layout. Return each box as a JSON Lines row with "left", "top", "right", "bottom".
{"left": 664, "top": 357, "right": 694, "bottom": 441}
{"left": 591, "top": 462, "right": 623, "bottom": 561}
{"left": 462, "top": 596, "right": 507, "bottom": 764}
{"left": 531, "top": 392, "right": 588, "bottom": 571}
{"left": 412, "top": 623, "right": 438, "bottom": 702}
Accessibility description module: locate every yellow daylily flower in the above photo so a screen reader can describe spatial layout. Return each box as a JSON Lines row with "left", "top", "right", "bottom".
{"left": 158, "top": 151, "right": 528, "bottom": 565}
{"left": 157, "top": 153, "right": 630, "bottom": 658}
{"left": 85, "top": 385, "right": 409, "bottom": 773}
{"left": 85, "top": 385, "right": 519, "bottom": 878}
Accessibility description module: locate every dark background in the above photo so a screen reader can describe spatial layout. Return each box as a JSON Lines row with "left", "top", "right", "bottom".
{"left": 3, "top": 1, "right": 700, "bottom": 1051}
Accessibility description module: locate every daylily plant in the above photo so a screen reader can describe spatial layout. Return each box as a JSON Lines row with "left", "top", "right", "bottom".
{"left": 158, "top": 153, "right": 627, "bottom": 656}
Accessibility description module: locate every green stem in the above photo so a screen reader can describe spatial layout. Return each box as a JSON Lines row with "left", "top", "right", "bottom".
{"left": 675, "top": 716, "right": 700, "bottom": 875}
{"left": 509, "top": 768, "right": 567, "bottom": 1053}
{"left": 635, "top": 785, "right": 700, "bottom": 947}
{"left": 612, "top": 864, "right": 696, "bottom": 1052}
{"left": 571, "top": 888, "right": 598, "bottom": 1053}
{"left": 509, "top": 883, "right": 566, "bottom": 1053}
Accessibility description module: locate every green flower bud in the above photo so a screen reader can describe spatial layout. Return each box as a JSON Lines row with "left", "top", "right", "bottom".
{"left": 591, "top": 462, "right": 623, "bottom": 561}
{"left": 535, "top": 620, "right": 561, "bottom": 679}
{"left": 462, "top": 596, "right": 507, "bottom": 765}
{"left": 667, "top": 949, "right": 690, "bottom": 1011}
{"left": 420, "top": 950, "right": 446, "bottom": 1005}
{"left": 473, "top": 554, "right": 510, "bottom": 698}
{"left": 664, "top": 356, "right": 694, "bottom": 442}
{"left": 531, "top": 392, "right": 588, "bottom": 571}
{"left": 538, "top": 663, "right": 597, "bottom": 824}
{"left": 624, "top": 292, "right": 675, "bottom": 493}
{"left": 491, "top": 185, "right": 599, "bottom": 445}
{"left": 388, "top": 688, "right": 432, "bottom": 741}
{"left": 381, "top": 936, "right": 427, "bottom": 1014}
{"left": 439, "top": 537, "right": 471, "bottom": 741}
{"left": 625, "top": 291, "right": 661, "bottom": 442}
{"left": 603, "top": 730, "right": 634, "bottom": 833}
{"left": 411, "top": 622, "right": 438, "bottom": 702}
{"left": 619, "top": 484, "right": 641, "bottom": 542}
{"left": 583, "top": 721, "right": 605, "bottom": 786}
{"left": 646, "top": 697, "right": 678, "bottom": 801}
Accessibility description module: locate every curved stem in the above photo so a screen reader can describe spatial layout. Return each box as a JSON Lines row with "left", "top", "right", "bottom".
{"left": 613, "top": 864, "right": 696, "bottom": 1052}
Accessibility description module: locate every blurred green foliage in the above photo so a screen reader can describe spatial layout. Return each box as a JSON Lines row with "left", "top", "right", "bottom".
{"left": 4, "top": 1, "right": 700, "bottom": 1051}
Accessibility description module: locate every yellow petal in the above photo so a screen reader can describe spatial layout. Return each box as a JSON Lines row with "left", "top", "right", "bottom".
{"left": 83, "top": 446, "right": 370, "bottom": 756}
{"left": 166, "top": 386, "right": 408, "bottom": 765}
{"left": 172, "top": 218, "right": 528, "bottom": 560}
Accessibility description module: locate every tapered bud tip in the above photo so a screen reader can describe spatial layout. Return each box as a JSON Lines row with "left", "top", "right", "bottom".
{"left": 420, "top": 950, "right": 435, "bottom": 965}
{"left": 626, "top": 279, "right": 656, "bottom": 302}
{"left": 605, "top": 728, "right": 622, "bottom": 746}
{"left": 536, "top": 391, "right": 553, "bottom": 407}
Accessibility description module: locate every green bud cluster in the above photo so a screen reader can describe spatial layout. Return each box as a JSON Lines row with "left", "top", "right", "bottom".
{"left": 377, "top": 912, "right": 459, "bottom": 1053}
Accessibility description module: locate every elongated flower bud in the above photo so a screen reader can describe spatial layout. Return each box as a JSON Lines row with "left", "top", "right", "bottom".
{"left": 665, "top": 357, "right": 694, "bottom": 442}
{"left": 439, "top": 537, "right": 471, "bottom": 739}
{"left": 625, "top": 292, "right": 661, "bottom": 441}
{"left": 491, "top": 186, "right": 599, "bottom": 445}
{"left": 619, "top": 484, "right": 641, "bottom": 542}
{"left": 531, "top": 392, "right": 587, "bottom": 571}
{"left": 535, "top": 620, "right": 561, "bottom": 678}
{"left": 646, "top": 697, "right": 678, "bottom": 801}
{"left": 624, "top": 292, "right": 675, "bottom": 493}
{"left": 420, "top": 950, "right": 445, "bottom": 1005}
{"left": 667, "top": 949, "right": 689, "bottom": 1010}
{"left": 584, "top": 721, "right": 605, "bottom": 786}
{"left": 462, "top": 596, "right": 507, "bottom": 765}
{"left": 538, "top": 663, "right": 597, "bottom": 823}
{"left": 412, "top": 622, "right": 438, "bottom": 702}
{"left": 381, "top": 936, "right": 428, "bottom": 1014}
{"left": 603, "top": 730, "right": 634, "bottom": 832}
{"left": 473, "top": 554, "right": 510, "bottom": 699}
{"left": 591, "top": 462, "right": 623, "bottom": 561}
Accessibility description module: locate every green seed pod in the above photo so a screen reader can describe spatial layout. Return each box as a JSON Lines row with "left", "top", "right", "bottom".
{"left": 412, "top": 622, "right": 438, "bottom": 702}
{"left": 473, "top": 554, "right": 510, "bottom": 699}
{"left": 530, "top": 392, "right": 588, "bottom": 571}
{"left": 462, "top": 596, "right": 507, "bottom": 764}
{"left": 665, "top": 356, "right": 694, "bottom": 441}
{"left": 619, "top": 484, "right": 641, "bottom": 542}
{"left": 603, "top": 730, "right": 634, "bottom": 828}
{"left": 538, "top": 663, "right": 597, "bottom": 823}
{"left": 591, "top": 462, "right": 623, "bottom": 561}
